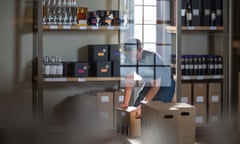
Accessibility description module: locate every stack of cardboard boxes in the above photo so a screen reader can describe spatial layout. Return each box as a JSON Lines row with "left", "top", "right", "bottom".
{"left": 180, "top": 82, "right": 222, "bottom": 126}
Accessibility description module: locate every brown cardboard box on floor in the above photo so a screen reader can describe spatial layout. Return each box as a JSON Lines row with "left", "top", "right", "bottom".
{"left": 194, "top": 103, "right": 207, "bottom": 126}
{"left": 97, "top": 109, "right": 114, "bottom": 129}
{"left": 116, "top": 107, "right": 141, "bottom": 137}
{"left": 208, "top": 103, "right": 222, "bottom": 124}
{"left": 172, "top": 103, "right": 196, "bottom": 144}
{"left": 141, "top": 101, "right": 179, "bottom": 144}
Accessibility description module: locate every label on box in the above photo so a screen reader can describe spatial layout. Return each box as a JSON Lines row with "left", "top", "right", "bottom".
{"left": 63, "top": 25, "right": 71, "bottom": 29}
{"left": 84, "top": 101, "right": 94, "bottom": 107}
{"left": 211, "top": 95, "right": 219, "bottom": 102}
{"left": 49, "top": 25, "right": 58, "bottom": 29}
{"left": 97, "top": 52, "right": 105, "bottom": 57}
{"left": 100, "top": 112, "right": 109, "bottom": 120}
{"left": 100, "top": 68, "right": 108, "bottom": 73}
{"left": 195, "top": 116, "right": 203, "bottom": 123}
{"left": 121, "top": 111, "right": 126, "bottom": 117}
{"left": 101, "top": 96, "right": 109, "bottom": 102}
{"left": 118, "top": 95, "right": 124, "bottom": 102}
{"left": 181, "top": 97, "right": 189, "bottom": 104}
{"left": 196, "top": 96, "right": 204, "bottom": 102}
{"left": 211, "top": 115, "right": 219, "bottom": 122}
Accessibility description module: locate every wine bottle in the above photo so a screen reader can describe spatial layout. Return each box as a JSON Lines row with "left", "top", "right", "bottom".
{"left": 185, "top": 0, "right": 193, "bottom": 26}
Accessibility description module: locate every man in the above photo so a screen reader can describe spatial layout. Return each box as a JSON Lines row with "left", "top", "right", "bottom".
{"left": 119, "top": 38, "right": 175, "bottom": 117}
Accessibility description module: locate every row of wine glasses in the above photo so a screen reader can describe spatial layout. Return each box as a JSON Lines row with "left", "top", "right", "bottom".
{"left": 42, "top": 0, "right": 77, "bottom": 25}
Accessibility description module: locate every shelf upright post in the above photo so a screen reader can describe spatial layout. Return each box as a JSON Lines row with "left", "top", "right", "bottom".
{"left": 33, "top": 0, "right": 44, "bottom": 120}
{"left": 226, "top": 0, "right": 233, "bottom": 122}
{"left": 175, "top": 0, "right": 182, "bottom": 102}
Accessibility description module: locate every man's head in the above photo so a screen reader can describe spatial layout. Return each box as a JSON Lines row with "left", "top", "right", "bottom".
{"left": 123, "top": 38, "right": 143, "bottom": 64}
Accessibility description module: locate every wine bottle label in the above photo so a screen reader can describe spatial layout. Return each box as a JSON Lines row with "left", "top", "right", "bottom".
{"left": 202, "top": 64, "right": 206, "bottom": 69}
{"left": 218, "top": 64, "right": 223, "bottom": 69}
{"left": 210, "top": 64, "right": 214, "bottom": 69}
{"left": 50, "top": 65, "right": 57, "bottom": 76}
{"left": 187, "top": 13, "right": 192, "bottom": 21}
{"left": 211, "top": 12, "right": 216, "bottom": 20}
{"left": 189, "top": 64, "right": 193, "bottom": 69}
{"left": 181, "top": 65, "right": 184, "bottom": 69}
{"left": 44, "top": 65, "right": 51, "bottom": 76}
{"left": 56, "top": 65, "right": 63, "bottom": 75}
{"left": 194, "top": 65, "right": 198, "bottom": 69}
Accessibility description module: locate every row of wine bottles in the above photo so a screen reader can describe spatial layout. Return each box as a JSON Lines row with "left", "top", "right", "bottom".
{"left": 172, "top": 55, "right": 223, "bottom": 76}
{"left": 42, "top": 56, "right": 64, "bottom": 77}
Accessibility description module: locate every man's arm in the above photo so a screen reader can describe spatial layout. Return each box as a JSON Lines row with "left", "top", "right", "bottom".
{"left": 119, "top": 73, "right": 135, "bottom": 108}
{"left": 143, "top": 78, "right": 161, "bottom": 102}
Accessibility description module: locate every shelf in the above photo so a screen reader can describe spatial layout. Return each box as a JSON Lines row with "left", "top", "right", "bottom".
{"left": 42, "top": 24, "right": 128, "bottom": 31}
{"left": 41, "top": 77, "right": 123, "bottom": 82}
{"left": 181, "top": 75, "right": 224, "bottom": 80}
{"left": 166, "top": 26, "right": 224, "bottom": 33}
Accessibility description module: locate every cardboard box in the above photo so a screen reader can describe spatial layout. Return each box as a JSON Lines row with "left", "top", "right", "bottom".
{"left": 113, "top": 90, "right": 125, "bottom": 127}
{"left": 172, "top": 103, "right": 196, "bottom": 144}
{"left": 181, "top": 83, "right": 192, "bottom": 104}
{"left": 97, "top": 109, "right": 114, "bottom": 129}
{"left": 116, "top": 107, "right": 141, "bottom": 137}
{"left": 114, "top": 90, "right": 125, "bottom": 108}
{"left": 96, "top": 92, "right": 114, "bottom": 110}
{"left": 208, "top": 83, "right": 222, "bottom": 104}
{"left": 208, "top": 103, "right": 222, "bottom": 124}
{"left": 194, "top": 103, "right": 207, "bottom": 126}
{"left": 141, "top": 101, "right": 179, "bottom": 144}
{"left": 193, "top": 83, "right": 207, "bottom": 104}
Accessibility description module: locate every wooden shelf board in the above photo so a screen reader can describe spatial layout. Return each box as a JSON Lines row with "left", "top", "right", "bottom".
{"left": 173, "top": 75, "right": 224, "bottom": 80}
{"left": 166, "top": 26, "right": 224, "bottom": 33}
{"left": 40, "top": 77, "right": 123, "bottom": 82}
{"left": 42, "top": 24, "right": 128, "bottom": 31}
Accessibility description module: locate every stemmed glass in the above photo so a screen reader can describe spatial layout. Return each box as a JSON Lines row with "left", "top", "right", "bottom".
{"left": 56, "top": 0, "right": 63, "bottom": 24}
{"left": 46, "top": 0, "right": 53, "bottom": 24}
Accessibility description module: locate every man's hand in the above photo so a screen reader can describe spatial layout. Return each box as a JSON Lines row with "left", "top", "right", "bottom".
{"left": 119, "top": 103, "right": 128, "bottom": 109}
